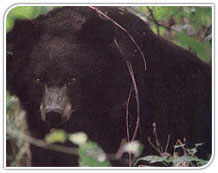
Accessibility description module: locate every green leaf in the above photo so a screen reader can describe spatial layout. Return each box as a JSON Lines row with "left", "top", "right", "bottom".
{"left": 6, "top": 93, "right": 13, "bottom": 113}
{"left": 8, "top": 6, "right": 41, "bottom": 20}
{"left": 6, "top": 7, "right": 61, "bottom": 32}
{"left": 134, "top": 155, "right": 169, "bottom": 165}
{"left": 78, "top": 141, "right": 111, "bottom": 167}
{"left": 187, "top": 148, "right": 198, "bottom": 155}
{"left": 174, "top": 32, "right": 211, "bottom": 62}
{"left": 173, "top": 155, "right": 208, "bottom": 166}
{"left": 6, "top": 16, "right": 14, "bottom": 32}
{"left": 122, "top": 140, "right": 143, "bottom": 157}
{"left": 68, "top": 132, "right": 88, "bottom": 145}
{"left": 45, "top": 129, "right": 67, "bottom": 144}
{"left": 195, "top": 143, "right": 204, "bottom": 148}
{"left": 174, "top": 143, "right": 185, "bottom": 149}
{"left": 151, "top": 7, "right": 181, "bottom": 21}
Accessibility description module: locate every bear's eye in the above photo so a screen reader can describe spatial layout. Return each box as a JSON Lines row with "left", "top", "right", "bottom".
{"left": 67, "top": 77, "right": 77, "bottom": 86}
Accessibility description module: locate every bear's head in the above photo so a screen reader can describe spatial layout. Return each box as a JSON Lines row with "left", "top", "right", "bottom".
{"left": 7, "top": 7, "right": 132, "bottom": 128}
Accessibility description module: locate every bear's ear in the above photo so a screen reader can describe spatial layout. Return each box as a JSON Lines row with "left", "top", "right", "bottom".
{"left": 7, "top": 19, "right": 41, "bottom": 53}
{"left": 78, "top": 17, "right": 115, "bottom": 45}
{"left": 7, "top": 19, "right": 41, "bottom": 95}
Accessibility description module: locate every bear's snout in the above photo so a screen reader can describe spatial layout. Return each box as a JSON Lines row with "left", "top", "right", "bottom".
{"left": 40, "top": 85, "right": 72, "bottom": 126}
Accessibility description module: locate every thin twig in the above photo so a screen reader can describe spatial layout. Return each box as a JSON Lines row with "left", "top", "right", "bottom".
{"left": 146, "top": 7, "right": 160, "bottom": 35}
{"left": 7, "top": 124, "right": 127, "bottom": 165}
{"left": 126, "top": 86, "right": 133, "bottom": 143}
{"left": 7, "top": 126, "right": 78, "bottom": 156}
{"left": 176, "top": 139, "right": 195, "bottom": 157}
{"left": 113, "top": 39, "right": 141, "bottom": 143}
{"left": 126, "top": 86, "right": 133, "bottom": 166}
{"left": 90, "top": 6, "right": 148, "bottom": 145}
{"left": 126, "top": 61, "right": 141, "bottom": 142}
{"left": 114, "top": 39, "right": 141, "bottom": 167}
{"left": 165, "top": 134, "right": 171, "bottom": 153}
{"left": 89, "top": 6, "right": 147, "bottom": 72}
{"left": 152, "top": 122, "right": 162, "bottom": 152}
{"left": 146, "top": 7, "right": 175, "bottom": 33}
{"left": 147, "top": 137, "right": 162, "bottom": 155}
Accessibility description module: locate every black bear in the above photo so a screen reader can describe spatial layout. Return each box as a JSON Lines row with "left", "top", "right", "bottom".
{"left": 7, "top": 6, "right": 212, "bottom": 167}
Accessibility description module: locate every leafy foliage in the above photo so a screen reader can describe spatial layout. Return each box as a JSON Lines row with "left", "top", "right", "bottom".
{"left": 133, "top": 123, "right": 209, "bottom": 167}
{"left": 78, "top": 141, "right": 110, "bottom": 167}
{"left": 134, "top": 145, "right": 209, "bottom": 167}
{"left": 6, "top": 6, "right": 58, "bottom": 32}
{"left": 134, "top": 6, "right": 212, "bottom": 63}
{"left": 46, "top": 130, "right": 111, "bottom": 167}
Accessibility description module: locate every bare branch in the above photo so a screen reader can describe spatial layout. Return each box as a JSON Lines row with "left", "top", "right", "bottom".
{"left": 7, "top": 125, "right": 78, "bottom": 156}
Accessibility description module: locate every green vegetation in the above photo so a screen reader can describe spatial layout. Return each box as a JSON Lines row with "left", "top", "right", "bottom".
{"left": 134, "top": 6, "right": 212, "bottom": 63}
{"left": 6, "top": 6, "right": 59, "bottom": 32}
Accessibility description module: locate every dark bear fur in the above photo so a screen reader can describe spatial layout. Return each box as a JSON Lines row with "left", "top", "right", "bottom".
{"left": 7, "top": 7, "right": 212, "bottom": 167}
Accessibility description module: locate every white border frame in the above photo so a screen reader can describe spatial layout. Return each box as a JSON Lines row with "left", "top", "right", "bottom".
{"left": 3, "top": 3, "right": 215, "bottom": 170}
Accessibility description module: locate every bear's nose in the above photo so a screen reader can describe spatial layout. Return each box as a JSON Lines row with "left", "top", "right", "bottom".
{"left": 45, "top": 111, "right": 62, "bottom": 127}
